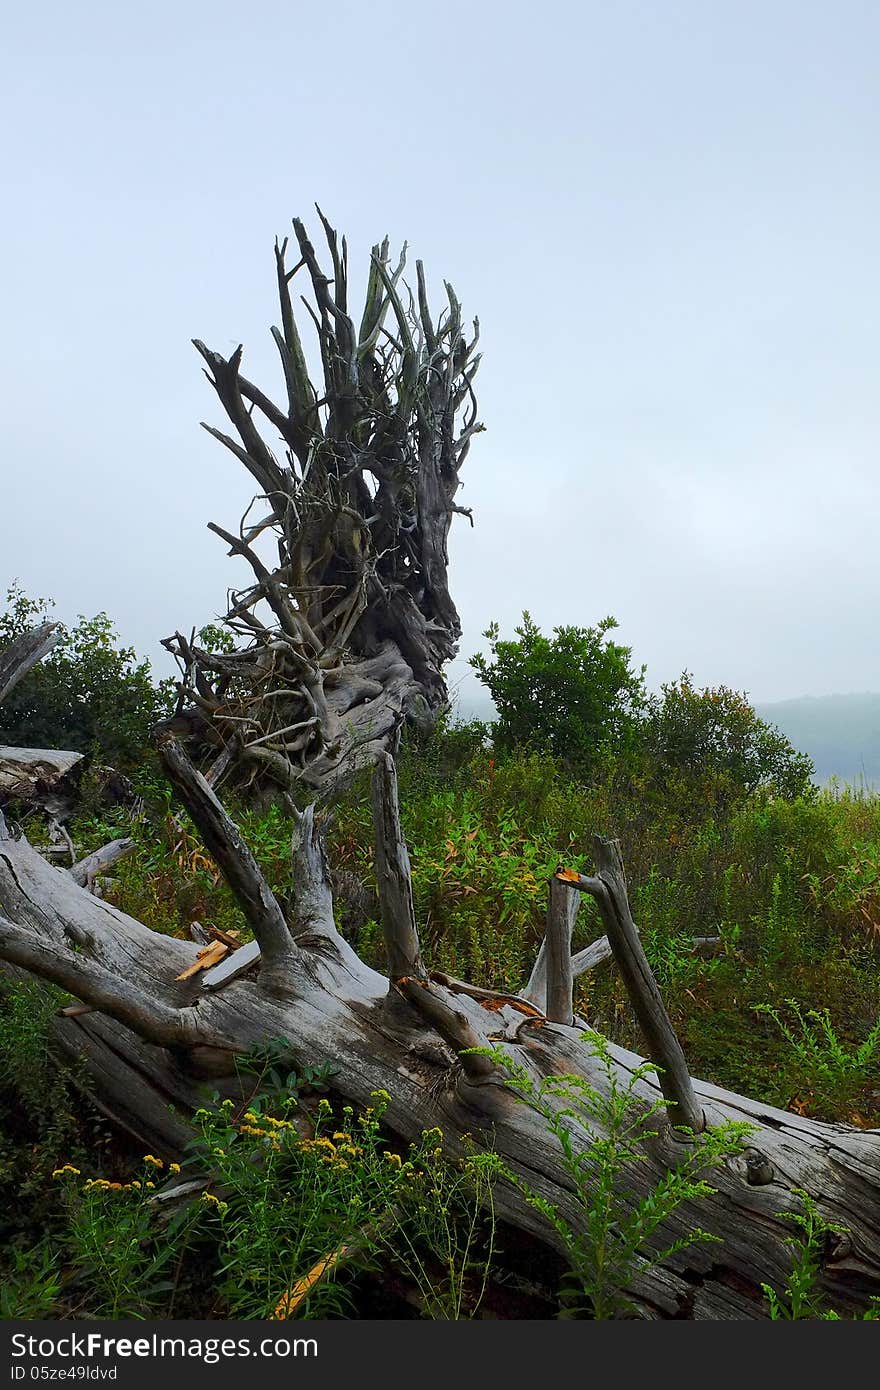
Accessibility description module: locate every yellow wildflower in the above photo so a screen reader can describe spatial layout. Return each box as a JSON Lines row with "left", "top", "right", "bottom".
{"left": 51, "top": 1165, "right": 81, "bottom": 1178}
{"left": 169, "top": 1163, "right": 181, "bottom": 1175}
{"left": 240, "top": 1123, "right": 271, "bottom": 1138}
{"left": 385, "top": 1152, "right": 402, "bottom": 1167}
{"left": 143, "top": 1154, "right": 164, "bottom": 1169}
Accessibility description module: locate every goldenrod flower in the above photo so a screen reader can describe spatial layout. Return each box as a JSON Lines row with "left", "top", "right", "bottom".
{"left": 240, "top": 1123, "right": 272, "bottom": 1138}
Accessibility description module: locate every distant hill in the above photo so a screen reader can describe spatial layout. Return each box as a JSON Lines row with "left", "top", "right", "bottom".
{"left": 755, "top": 693, "right": 880, "bottom": 789}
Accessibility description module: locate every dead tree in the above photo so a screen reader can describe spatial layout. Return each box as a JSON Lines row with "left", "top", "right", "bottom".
{"left": 1, "top": 731, "right": 878, "bottom": 1319}
{"left": 161, "top": 210, "right": 482, "bottom": 795}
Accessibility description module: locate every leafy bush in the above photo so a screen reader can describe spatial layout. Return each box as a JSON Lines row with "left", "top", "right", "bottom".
{"left": 636, "top": 673, "right": 814, "bottom": 805}
{"left": 470, "top": 613, "right": 647, "bottom": 771}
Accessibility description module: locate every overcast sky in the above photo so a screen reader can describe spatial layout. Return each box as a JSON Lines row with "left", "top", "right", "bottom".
{"left": 2, "top": 1, "right": 879, "bottom": 708}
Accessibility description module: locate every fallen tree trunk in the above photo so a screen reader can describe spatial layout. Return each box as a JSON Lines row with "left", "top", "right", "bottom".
{"left": 0, "top": 746, "right": 85, "bottom": 818}
{"left": 1, "top": 751, "right": 878, "bottom": 1320}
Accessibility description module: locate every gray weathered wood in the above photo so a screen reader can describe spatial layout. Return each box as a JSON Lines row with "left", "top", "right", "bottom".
{"left": 562, "top": 842, "right": 705, "bottom": 1134}
{"left": 371, "top": 752, "right": 426, "bottom": 981}
{"left": 157, "top": 733, "right": 295, "bottom": 974}
{"left": 69, "top": 837, "right": 134, "bottom": 888}
{"left": 0, "top": 623, "right": 62, "bottom": 705}
{"left": 159, "top": 214, "right": 483, "bottom": 798}
{"left": 0, "top": 746, "right": 85, "bottom": 818}
{"left": 202, "top": 938, "right": 262, "bottom": 991}
{"left": 524, "top": 884, "right": 610, "bottom": 1010}
{"left": 544, "top": 875, "right": 575, "bottom": 1024}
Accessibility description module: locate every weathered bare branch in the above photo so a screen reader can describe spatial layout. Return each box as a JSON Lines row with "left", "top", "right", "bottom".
{"left": 69, "top": 837, "right": 134, "bottom": 889}
{"left": 157, "top": 733, "right": 296, "bottom": 971}
{"left": 559, "top": 842, "right": 705, "bottom": 1133}
{"left": 371, "top": 752, "right": 425, "bottom": 982}
{"left": 0, "top": 622, "right": 62, "bottom": 705}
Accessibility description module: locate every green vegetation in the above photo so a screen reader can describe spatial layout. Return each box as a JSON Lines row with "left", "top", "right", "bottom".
{"left": 761, "top": 1190, "right": 880, "bottom": 1320}
{"left": 2, "top": 1024, "right": 500, "bottom": 1320}
{"left": 0, "top": 583, "right": 173, "bottom": 772}
{"left": 470, "top": 613, "right": 647, "bottom": 771}
{"left": 480, "top": 1036, "right": 750, "bottom": 1319}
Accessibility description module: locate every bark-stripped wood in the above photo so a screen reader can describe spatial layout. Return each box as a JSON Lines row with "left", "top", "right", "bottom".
{"left": 543, "top": 875, "right": 576, "bottom": 1025}
{"left": 371, "top": 752, "right": 426, "bottom": 981}
{"left": 0, "top": 622, "right": 62, "bottom": 705}
{"left": 69, "top": 838, "right": 134, "bottom": 889}
{"left": 175, "top": 940, "right": 228, "bottom": 981}
{"left": 202, "top": 938, "right": 262, "bottom": 991}
{"left": 558, "top": 844, "right": 705, "bottom": 1134}
{"left": 0, "top": 746, "right": 84, "bottom": 815}
{"left": 157, "top": 734, "right": 295, "bottom": 974}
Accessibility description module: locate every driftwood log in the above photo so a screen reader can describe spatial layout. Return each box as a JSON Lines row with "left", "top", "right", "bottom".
{"left": 1, "top": 739, "right": 878, "bottom": 1320}
{"left": 159, "top": 210, "right": 483, "bottom": 797}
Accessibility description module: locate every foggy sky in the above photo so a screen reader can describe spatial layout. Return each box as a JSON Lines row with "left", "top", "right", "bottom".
{"left": 2, "top": 1, "right": 879, "bottom": 709}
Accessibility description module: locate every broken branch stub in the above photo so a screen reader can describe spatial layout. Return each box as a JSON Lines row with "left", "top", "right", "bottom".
{"left": 371, "top": 752, "right": 426, "bottom": 982}
{"left": 544, "top": 874, "right": 575, "bottom": 1025}
{"left": 559, "top": 841, "right": 705, "bottom": 1134}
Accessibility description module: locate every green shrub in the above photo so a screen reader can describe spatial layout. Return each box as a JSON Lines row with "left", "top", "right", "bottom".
{"left": 470, "top": 613, "right": 647, "bottom": 771}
